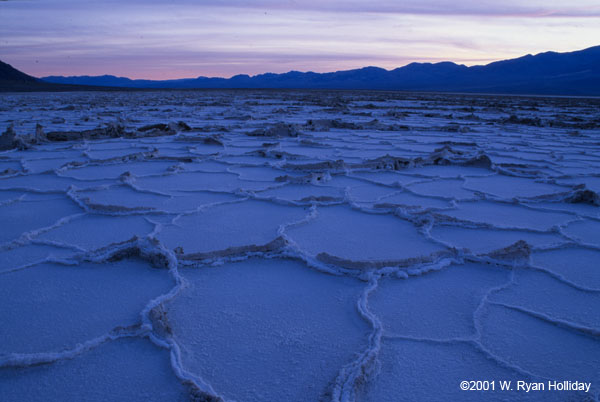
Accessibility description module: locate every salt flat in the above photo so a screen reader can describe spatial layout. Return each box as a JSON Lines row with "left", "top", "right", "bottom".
{"left": 1, "top": 90, "right": 599, "bottom": 401}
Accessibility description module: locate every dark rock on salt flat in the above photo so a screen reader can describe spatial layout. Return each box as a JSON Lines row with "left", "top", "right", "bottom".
{"left": 39, "top": 121, "right": 194, "bottom": 143}
{"left": 248, "top": 122, "right": 300, "bottom": 138}
{"left": 138, "top": 123, "right": 172, "bottom": 133}
{"left": 565, "top": 189, "right": 600, "bottom": 206}
{"left": 47, "top": 124, "right": 128, "bottom": 141}
{"left": 0, "top": 125, "right": 18, "bottom": 150}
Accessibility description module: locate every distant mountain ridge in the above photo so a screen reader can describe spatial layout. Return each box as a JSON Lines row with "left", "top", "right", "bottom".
{"left": 0, "top": 60, "right": 123, "bottom": 92}
{"left": 4, "top": 46, "right": 600, "bottom": 95}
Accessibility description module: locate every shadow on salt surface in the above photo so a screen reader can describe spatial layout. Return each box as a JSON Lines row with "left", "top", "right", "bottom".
{"left": 1, "top": 194, "right": 82, "bottom": 244}
{"left": 437, "top": 201, "right": 575, "bottom": 231}
{"left": 21, "top": 156, "right": 89, "bottom": 174}
{"left": 395, "top": 143, "right": 443, "bottom": 153}
{"left": 228, "top": 165, "right": 304, "bottom": 182}
{"left": 363, "top": 340, "right": 565, "bottom": 402}
{"left": 84, "top": 140, "right": 144, "bottom": 151}
{"left": 489, "top": 269, "right": 600, "bottom": 330}
{"left": 217, "top": 154, "right": 276, "bottom": 166}
{"left": 158, "top": 199, "right": 308, "bottom": 257}
{"left": 531, "top": 247, "right": 600, "bottom": 289}
{"left": 523, "top": 200, "right": 600, "bottom": 220}
{"left": 558, "top": 176, "right": 600, "bottom": 194}
{"left": 166, "top": 258, "right": 369, "bottom": 402}
{"left": 175, "top": 159, "right": 230, "bottom": 173}
{"left": 0, "top": 190, "right": 25, "bottom": 204}
{"left": 133, "top": 171, "right": 283, "bottom": 194}
{"left": 35, "top": 214, "right": 154, "bottom": 251}
{"left": 463, "top": 175, "right": 569, "bottom": 199}
{"left": 0, "top": 259, "right": 173, "bottom": 355}
{"left": 321, "top": 175, "right": 378, "bottom": 190}
{"left": 553, "top": 163, "right": 598, "bottom": 177}
{"left": 137, "top": 144, "right": 193, "bottom": 159}
{"left": 371, "top": 263, "right": 508, "bottom": 339}
{"left": 272, "top": 144, "right": 341, "bottom": 159}
{"left": 403, "top": 164, "right": 493, "bottom": 178}
{"left": 255, "top": 183, "right": 344, "bottom": 204}
{"left": 9, "top": 149, "right": 88, "bottom": 173}
{"left": 346, "top": 183, "right": 400, "bottom": 203}
{"left": 429, "top": 226, "right": 565, "bottom": 254}
{"left": 9, "top": 148, "right": 86, "bottom": 161}
{"left": 0, "top": 173, "right": 113, "bottom": 193}
{"left": 0, "top": 338, "right": 189, "bottom": 402}
{"left": 76, "top": 186, "right": 239, "bottom": 213}
{"left": 285, "top": 205, "right": 445, "bottom": 268}
{"left": 374, "top": 191, "right": 451, "bottom": 210}
{"left": 562, "top": 220, "right": 600, "bottom": 247}
{"left": 0, "top": 244, "right": 76, "bottom": 273}
{"left": 406, "top": 179, "right": 477, "bottom": 201}
{"left": 479, "top": 305, "right": 600, "bottom": 394}
{"left": 349, "top": 171, "right": 422, "bottom": 186}
{"left": 0, "top": 160, "right": 22, "bottom": 173}
{"left": 188, "top": 144, "right": 224, "bottom": 156}
{"left": 84, "top": 147, "right": 154, "bottom": 161}
{"left": 58, "top": 160, "right": 177, "bottom": 181}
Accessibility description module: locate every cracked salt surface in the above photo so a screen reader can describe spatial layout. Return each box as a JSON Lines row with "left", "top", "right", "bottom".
{"left": 285, "top": 205, "right": 446, "bottom": 268}
{"left": 1, "top": 90, "right": 599, "bottom": 401}
{"left": 479, "top": 304, "right": 600, "bottom": 385}
{"left": 158, "top": 200, "right": 307, "bottom": 257}
{"left": 364, "top": 341, "right": 566, "bottom": 402}
{"left": 0, "top": 259, "right": 173, "bottom": 355}
{"left": 429, "top": 225, "right": 566, "bottom": 254}
{"left": 0, "top": 338, "right": 189, "bottom": 402}
{"left": 167, "top": 258, "right": 368, "bottom": 402}
{"left": 371, "top": 263, "right": 508, "bottom": 339}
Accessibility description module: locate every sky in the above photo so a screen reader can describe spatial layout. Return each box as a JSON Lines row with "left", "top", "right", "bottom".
{"left": 1, "top": 0, "right": 599, "bottom": 79}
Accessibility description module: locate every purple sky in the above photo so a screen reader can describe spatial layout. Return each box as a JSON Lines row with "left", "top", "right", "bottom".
{"left": 1, "top": 0, "right": 599, "bottom": 79}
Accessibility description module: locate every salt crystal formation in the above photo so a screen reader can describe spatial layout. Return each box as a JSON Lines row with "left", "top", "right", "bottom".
{"left": 1, "top": 91, "right": 599, "bottom": 401}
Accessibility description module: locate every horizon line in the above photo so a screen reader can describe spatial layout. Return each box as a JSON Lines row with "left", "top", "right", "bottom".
{"left": 30, "top": 45, "right": 598, "bottom": 82}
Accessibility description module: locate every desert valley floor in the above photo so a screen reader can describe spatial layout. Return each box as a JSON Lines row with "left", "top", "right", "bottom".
{"left": 0, "top": 90, "right": 599, "bottom": 401}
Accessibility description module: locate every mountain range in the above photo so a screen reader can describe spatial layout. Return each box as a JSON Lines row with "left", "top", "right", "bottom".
{"left": 2, "top": 46, "right": 599, "bottom": 95}
{"left": 0, "top": 60, "right": 120, "bottom": 92}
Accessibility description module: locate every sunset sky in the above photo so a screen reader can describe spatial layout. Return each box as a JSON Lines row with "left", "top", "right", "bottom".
{"left": 1, "top": 0, "right": 599, "bottom": 79}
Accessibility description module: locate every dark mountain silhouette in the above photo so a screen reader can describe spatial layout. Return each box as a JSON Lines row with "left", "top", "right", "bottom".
{"left": 0, "top": 60, "right": 43, "bottom": 90}
{"left": 0, "top": 60, "right": 39, "bottom": 83}
{"left": 4, "top": 46, "right": 600, "bottom": 95}
{"left": 0, "top": 60, "right": 124, "bottom": 92}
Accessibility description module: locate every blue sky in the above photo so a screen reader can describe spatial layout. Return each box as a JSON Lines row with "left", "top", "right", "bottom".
{"left": 1, "top": 0, "right": 599, "bottom": 79}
